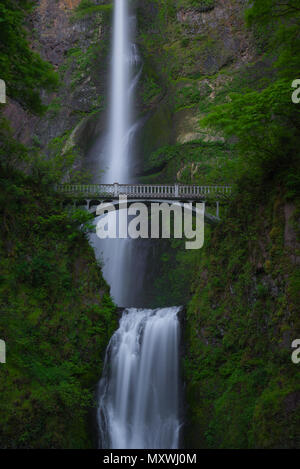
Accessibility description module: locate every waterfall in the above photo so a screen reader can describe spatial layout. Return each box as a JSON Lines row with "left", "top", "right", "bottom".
{"left": 89, "top": 0, "right": 143, "bottom": 306}
{"left": 104, "top": 0, "right": 130, "bottom": 184}
{"left": 94, "top": 0, "right": 181, "bottom": 449}
{"left": 98, "top": 307, "right": 181, "bottom": 449}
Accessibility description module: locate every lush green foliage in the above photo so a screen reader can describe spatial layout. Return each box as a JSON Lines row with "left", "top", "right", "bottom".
{"left": 0, "top": 120, "right": 117, "bottom": 448}
{"left": 144, "top": 139, "right": 235, "bottom": 184}
{"left": 184, "top": 185, "right": 300, "bottom": 448}
{"left": 176, "top": 0, "right": 215, "bottom": 11}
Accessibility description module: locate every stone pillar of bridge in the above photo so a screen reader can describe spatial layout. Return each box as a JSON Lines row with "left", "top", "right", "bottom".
{"left": 114, "top": 182, "right": 119, "bottom": 198}
{"left": 175, "top": 183, "right": 179, "bottom": 198}
{"left": 216, "top": 201, "right": 220, "bottom": 218}
{"left": 86, "top": 199, "right": 91, "bottom": 210}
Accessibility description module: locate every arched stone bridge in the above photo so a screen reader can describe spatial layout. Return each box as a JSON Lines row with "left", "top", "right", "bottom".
{"left": 55, "top": 183, "right": 232, "bottom": 221}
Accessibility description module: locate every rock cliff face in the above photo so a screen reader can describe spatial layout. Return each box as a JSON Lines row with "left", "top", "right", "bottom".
{"left": 4, "top": 0, "right": 111, "bottom": 159}
{"left": 135, "top": 0, "right": 255, "bottom": 177}
{"left": 176, "top": 0, "right": 254, "bottom": 74}
{"left": 3, "top": 0, "right": 255, "bottom": 176}
{"left": 33, "top": 0, "right": 82, "bottom": 67}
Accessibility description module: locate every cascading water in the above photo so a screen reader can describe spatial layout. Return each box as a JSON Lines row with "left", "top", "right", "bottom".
{"left": 105, "top": 0, "right": 130, "bottom": 184}
{"left": 98, "top": 307, "right": 181, "bottom": 449}
{"left": 93, "top": 0, "right": 181, "bottom": 449}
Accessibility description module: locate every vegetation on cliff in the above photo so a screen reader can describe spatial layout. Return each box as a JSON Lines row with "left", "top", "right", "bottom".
{"left": 184, "top": 184, "right": 300, "bottom": 448}
{"left": 0, "top": 0, "right": 59, "bottom": 113}
{"left": 0, "top": 119, "right": 118, "bottom": 448}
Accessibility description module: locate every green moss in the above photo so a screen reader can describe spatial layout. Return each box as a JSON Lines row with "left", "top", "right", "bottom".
{"left": 72, "top": 0, "right": 113, "bottom": 20}
{"left": 0, "top": 0, "right": 59, "bottom": 114}
{"left": 142, "top": 138, "right": 233, "bottom": 184}
{"left": 183, "top": 185, "right": 300, "bottom": 448}
{"left": 176, "top": 0, "right": 215, "bottom": 11}
{"left": 138, "top": 99, "right": 173, "bottom": 170}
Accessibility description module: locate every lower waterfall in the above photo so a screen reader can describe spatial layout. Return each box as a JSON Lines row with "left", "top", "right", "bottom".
{"left": 97, "top": 306, "right": 181, "bottom": 449}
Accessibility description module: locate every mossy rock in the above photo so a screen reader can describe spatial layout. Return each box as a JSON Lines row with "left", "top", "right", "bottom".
{"left": 137, "top": 98, "right": 173, "bottom": 174}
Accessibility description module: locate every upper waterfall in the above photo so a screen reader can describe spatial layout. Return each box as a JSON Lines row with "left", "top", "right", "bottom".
{"left": 89, "top": 0, "right": 143, "bottom": 306}
{"left": 104, "top": 0, "right": 131, "bottom": 184}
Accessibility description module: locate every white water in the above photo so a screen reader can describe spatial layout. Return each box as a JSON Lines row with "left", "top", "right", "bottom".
{"left": 95, "top": 0, "right": 181, "bottom": 449}
{"left": 98, "top": 307, "right": 181, "bottom": 449}
{"left": 104, "top": 0, "right": 130, "bottom": 184}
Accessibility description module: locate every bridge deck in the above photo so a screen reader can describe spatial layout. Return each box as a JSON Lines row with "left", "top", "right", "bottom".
{"left": 55, "top": 183, "right": 232, "bottom": 200}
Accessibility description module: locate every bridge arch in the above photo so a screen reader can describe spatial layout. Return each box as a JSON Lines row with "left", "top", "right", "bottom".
{"left": 85, "top": 198, "right": 220, "bottom": 224}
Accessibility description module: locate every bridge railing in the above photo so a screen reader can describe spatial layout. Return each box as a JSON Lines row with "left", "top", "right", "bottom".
{"left": 55, "top": 183, "right": 232, "bottom": 199}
